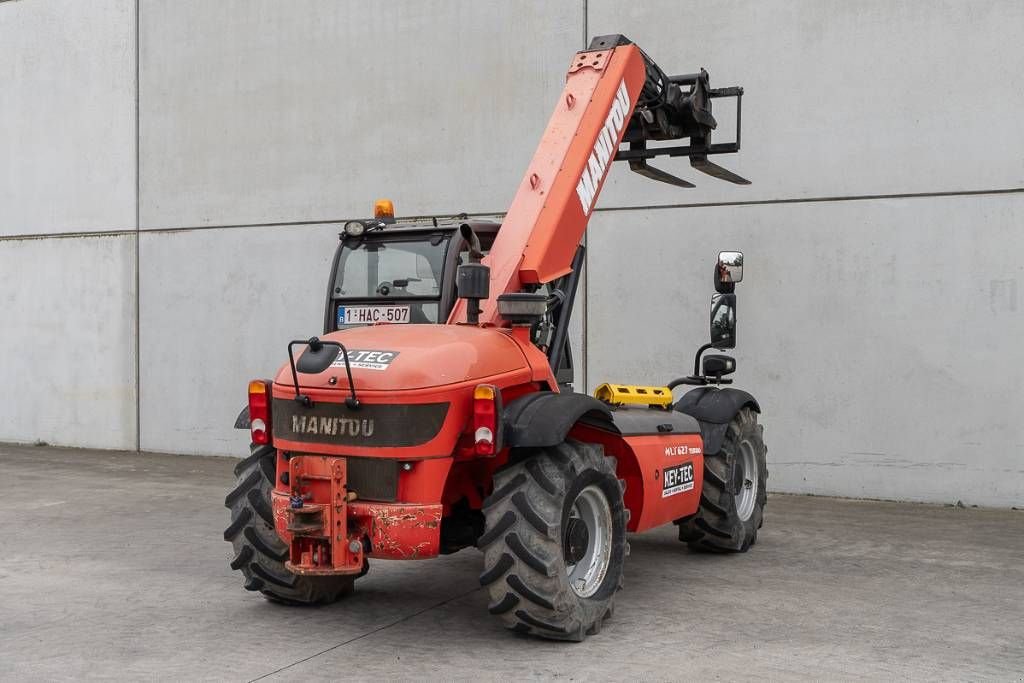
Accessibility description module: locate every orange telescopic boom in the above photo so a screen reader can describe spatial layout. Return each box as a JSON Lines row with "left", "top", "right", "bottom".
{"left": 449, "top": 34, "right": 747, "bottom": 326}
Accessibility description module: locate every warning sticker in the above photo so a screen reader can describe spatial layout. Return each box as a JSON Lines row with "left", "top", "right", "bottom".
{"left": 331, "top": 349, "right": 400, "bottom": 371}
{"left": 662, "top": 462, "right": 695, "bottom": 498}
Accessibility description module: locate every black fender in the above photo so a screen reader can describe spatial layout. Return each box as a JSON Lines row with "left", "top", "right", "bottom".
{"left": 673, "top": 387, "right": 760, "bottom": 454}
{"left": 502, "top": 392, "right": 613, "bottom": 449}
{"left": 234, "top": 405, "right": 250, "bottom": 429}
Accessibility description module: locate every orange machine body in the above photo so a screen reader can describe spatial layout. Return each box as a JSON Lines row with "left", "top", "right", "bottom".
{"left": 267, "top": 323, "right": 704, "bottom": 572}
{"left": 263, "top": 41, "right": 708, "bottom": 575}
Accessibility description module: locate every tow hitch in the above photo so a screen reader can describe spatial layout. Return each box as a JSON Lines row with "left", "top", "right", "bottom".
{"left": 279, "top": 455, "right": 365, "bottom": 575}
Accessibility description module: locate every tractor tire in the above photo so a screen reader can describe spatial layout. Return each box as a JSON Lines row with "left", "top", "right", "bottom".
{"left": 224, "top": 444, "right": 356, "bottom": 605}
{"left": 677, "top": 408, "right": 767, "bottom": 552}
{"left": 478, "top": 440, "right": 627, "bottom": 642}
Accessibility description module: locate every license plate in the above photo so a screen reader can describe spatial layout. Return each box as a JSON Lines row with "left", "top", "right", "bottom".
{"left": 338, "top": 305, "right": 411, "bottom": 325}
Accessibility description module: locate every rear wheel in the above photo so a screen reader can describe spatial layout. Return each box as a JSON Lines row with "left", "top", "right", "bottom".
{"left": 677, "top": 408, "right": 767, "bottom": 551}
{"left": 224, "top": 444, "right": 357, "bottom": 604}
{"left": 478, "top": 440, "right": 627, "bottom": 641}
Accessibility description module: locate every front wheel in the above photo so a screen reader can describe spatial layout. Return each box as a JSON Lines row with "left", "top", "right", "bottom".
{"left": 478, "top": 440, "right": 627, "bottom": 641}
{"left": 677, "top": 408, "right": 768, "bottom": 551}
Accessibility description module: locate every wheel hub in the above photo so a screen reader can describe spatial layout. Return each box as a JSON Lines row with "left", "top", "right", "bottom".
{"left": 563, "top": 518, "right": 590, "bottom": 565}
{"left": 734, "top": 439, "right": 759, "bottom": 522}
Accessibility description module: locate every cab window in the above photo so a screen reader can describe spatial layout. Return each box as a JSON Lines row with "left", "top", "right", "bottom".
{"left": 334, "top": 237, "right": 447, "bottom": 299}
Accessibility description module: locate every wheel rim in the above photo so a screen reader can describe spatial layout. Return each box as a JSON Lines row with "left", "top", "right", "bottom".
{"left": 735, "top": 439, "right": 759, "bottom": 522}
{"left": 564, "top": 484, "right": 613, "bottom": 598}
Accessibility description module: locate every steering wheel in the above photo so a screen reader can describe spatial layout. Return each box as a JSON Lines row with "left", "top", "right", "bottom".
{"left": 377, "top": 278, "right": 423, "bottom": 296}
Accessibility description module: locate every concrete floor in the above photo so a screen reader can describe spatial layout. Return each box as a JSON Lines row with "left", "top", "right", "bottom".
{"left": 0, "top": 444, "right": 1021, "bottom": 681}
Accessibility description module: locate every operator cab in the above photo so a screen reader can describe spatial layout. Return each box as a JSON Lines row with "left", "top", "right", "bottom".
{"left": 322, "top": 208, "right": 577, "bottom": 389}
{"left": 322, "top": 218, "right": 500, "bottom": 332}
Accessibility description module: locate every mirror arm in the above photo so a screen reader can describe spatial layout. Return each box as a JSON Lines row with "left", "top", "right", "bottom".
{"left": 460, "top": 223, "right": 483, "bottom": 263}
{"left": 667, "top": 375, "right": 707, "bottom": 389}
{"left": 666, "top": 342, "right": 716, "bottom": 391}
{"left": 693, "top": 342, "right": 715, "bottom": 376}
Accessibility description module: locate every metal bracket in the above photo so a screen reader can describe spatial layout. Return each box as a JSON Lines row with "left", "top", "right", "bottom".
{"left": 569, "top": 49, "right": 610, "bottom": 74}
{"left": 287, "top": 337, "right": 360, "bottom": 409}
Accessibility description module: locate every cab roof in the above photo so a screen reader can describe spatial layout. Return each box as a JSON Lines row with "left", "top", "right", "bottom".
{"left": 340, "top": 217, "right": 501, "bottom": 239}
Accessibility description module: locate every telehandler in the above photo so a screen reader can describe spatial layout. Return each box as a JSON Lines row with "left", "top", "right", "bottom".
{"left": 226, "top": 35, "right": 767, "bottom": 641}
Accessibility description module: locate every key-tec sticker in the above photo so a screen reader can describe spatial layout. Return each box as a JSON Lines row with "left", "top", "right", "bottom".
{"left": 662, "top": 462, "right": 695, "bottom": 498}
{"left": 331, "top": 349, "right": 400, "bottom": 371}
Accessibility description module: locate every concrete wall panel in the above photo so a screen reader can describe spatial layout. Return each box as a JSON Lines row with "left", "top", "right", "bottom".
{"left": 138, "top": 225, "right": 341, "bottom": 455}
{"left": 586, "top": 193, "right": 1024, "bottom": 506}
{"left": 0, "top": 235, "right": 136, "bottom": 449}
{"left": 3, "top": 1, "right": 1021, "bottom": 509}
{"left": 0, "top": 0, "right": 136, "bottom": 236}
{"left": 589, "top": 0, "right": 1024, "bottom": 208}
{"left": 139, "top": 1, "right": 584, "bottom": 229}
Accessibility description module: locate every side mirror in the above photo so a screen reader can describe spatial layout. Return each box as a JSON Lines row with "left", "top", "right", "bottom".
{"left": 710, "top": 293, "right": 737, "bottom": 349}
{"left": 714, "top": 250, "right": 743, "bottom": 294}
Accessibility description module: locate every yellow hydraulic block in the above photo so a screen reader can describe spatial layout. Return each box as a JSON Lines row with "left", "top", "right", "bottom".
{"left": 593, "top": 383, "right": 673, "bottom": 408}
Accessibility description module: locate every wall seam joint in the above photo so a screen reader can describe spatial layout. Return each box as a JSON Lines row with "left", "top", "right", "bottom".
{"left": 134, "top": 0, "right": 141, "bottom": 452}
{"left": 3, "top": 187, "right": 1022, "bottom": 242}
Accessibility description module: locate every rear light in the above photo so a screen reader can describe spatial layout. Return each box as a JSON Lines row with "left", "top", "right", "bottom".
{"left": 248, "top": 380, "right": 272, "bottom": 445}
{"left": 473, "top": 384, "right": 502, "bottom": 456}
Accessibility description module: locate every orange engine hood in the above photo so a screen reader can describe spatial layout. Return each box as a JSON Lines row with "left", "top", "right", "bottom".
{"left": 272, "top": 324, "right": 540, "bottom": 392}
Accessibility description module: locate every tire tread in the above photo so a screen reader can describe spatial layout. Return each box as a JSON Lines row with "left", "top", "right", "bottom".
{"left": 677, "top": 408, "right": 767, "bottom": 552}
{"left": 478, "top": 439, "right": 626, "bottom": 642}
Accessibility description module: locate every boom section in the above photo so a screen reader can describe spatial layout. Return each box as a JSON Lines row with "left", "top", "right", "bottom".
{"left": 448, "top": 43, "right": 647, "bottom": 326}
{"left": 449, "top": 35, "right": 747, "bottom": 327}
